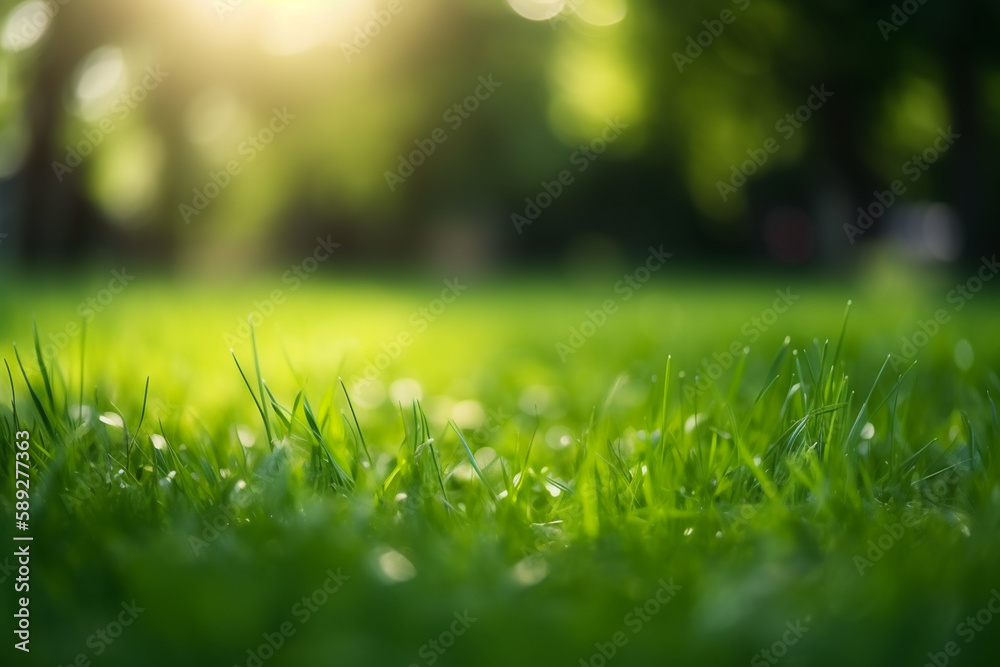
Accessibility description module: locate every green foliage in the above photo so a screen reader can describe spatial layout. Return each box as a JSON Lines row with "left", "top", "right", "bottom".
{"left": 1, "top": 278, "right": 999, "bottom": 666}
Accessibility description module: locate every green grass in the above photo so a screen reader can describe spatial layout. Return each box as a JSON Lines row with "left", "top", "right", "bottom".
{"left": 1, "top": 272, "right": 1000, "bottom": 667}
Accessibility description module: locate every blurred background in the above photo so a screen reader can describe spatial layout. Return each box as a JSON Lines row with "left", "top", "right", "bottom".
{"left": 0, "top": 0, "right": 997, "bottom": 275}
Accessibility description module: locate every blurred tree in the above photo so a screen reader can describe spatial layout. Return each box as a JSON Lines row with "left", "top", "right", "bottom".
{"left": 0, "top": 0, "right": 996, "bottom": 268}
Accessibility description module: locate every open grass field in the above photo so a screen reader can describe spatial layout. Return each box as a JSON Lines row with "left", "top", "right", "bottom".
{"left": 2, "top": 268, "right": 1000, "bottom": 667}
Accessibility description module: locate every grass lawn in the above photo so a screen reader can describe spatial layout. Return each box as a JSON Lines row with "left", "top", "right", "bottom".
{"left": 2, "top": 270, "right": 1000, "bottom": 666}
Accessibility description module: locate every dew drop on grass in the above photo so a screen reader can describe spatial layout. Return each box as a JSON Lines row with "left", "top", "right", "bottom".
{"left": 452, "top": 399, "right": 486, "bottom": 429}
{"left": 235, "top": 425, "right": 256, "bottom": 448}
{"left": 684, "top": 413, "right": 705, "bottom": 434}
{"left": 545, "top": 426, "right": 574, "bottom": 450}
{"left": 69, "top": 405, "right": 93, "bottom": 422}
{"left": 860, "top": 422, "right": 875, "bottom": 440}
{"left": 99, "top": 412, "right": 124, "bottom": 428}
{"left": 954, "top": 339, "right": 974, "bottom": 371}
{"left": 475, "top": 446, "right": 497, "bottom": 469}
{"left": 150, "top": 434, "right": 168, "bottom": 450}
{"left": 352, "top": 378, "right": 387, "bottom": 409}
{"left": 376, "top": 549, "right": 417, "bottom": 583}
{"left": 389, "top": 378, "right": 423, "bottom": 404}
{"left": 452, "top": 461, "right": 475, "bottom": 482}
{"left": 511, "top": 557, "right": 548, "bottom": 587}
{"left": 683, "top": 527, "right": 694, "bottom": 536}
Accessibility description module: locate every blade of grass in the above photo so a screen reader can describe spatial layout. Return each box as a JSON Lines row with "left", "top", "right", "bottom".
{"left": 32, "top": 321, "right": 57, "bottom": 413}
{"left": 231, "top": 349, "right": 272, "bottom": 452}
{"left": 13, "top": 343, "right": 56, "bottom": 438}
{"left": 450, "top": 420, "right": 497, "bottom": 502}
{"left": 249, "top": 325, "right": 273, "bottom": 449}
{"left": 339, "top": 377, "right": 373, "bottom": 467}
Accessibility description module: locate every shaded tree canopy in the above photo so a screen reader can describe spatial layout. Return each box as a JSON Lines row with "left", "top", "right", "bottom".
{"left": 0, "top": 0, "right": 997, "bottom": 268}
